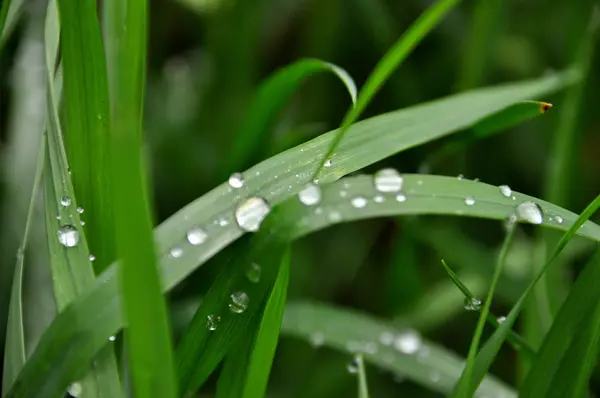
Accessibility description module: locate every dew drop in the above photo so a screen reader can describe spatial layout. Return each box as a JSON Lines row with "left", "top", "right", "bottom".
{"left": 339, "top": 190, "right": 348, "bottom": 198}
{"left": 218, "top": 217, "right": 229, "bottom": 227}
{"left": 298, "top": 183, "right": 322, "bottom": 206}
{"left": 497, "top": 316, "right": 507, "bottom": 324}
{"left": 67, "top": 382, "right": 82, "bottom": 397}
{"left": 324, "top": 159, "right": 333, "bottom": 168}
{"left": 347, "top": 354, "right": 361, "bottom": 374}
{"left": 374, "top": 168, "right": 404, "bottom": 193}
{"left": 80, "top": 221, "right": 85, "bottom": 226}
{"left": 58, "top": 225, "right": 79, "bottom": 247}
{"left": 229, "top": 292, "right": 249, "bottom": 314}
{"left": 515, "top": 201, "right": 543, "bottom": 225}
{"left": 206, "top": 314, "right": 221, "bottom": 331}
{"left": 464, "top": 196, "right": 476, "bottom": 206}
{"left": 228, "top": 172, "right": 245, "bottom": 189}
{"left": 379, "top": 331, "right": 394, "bottom": 346}
{"left": 396, "top": 193, "right": 407, "bottom": 203}
{"left": 499, "top": 185, "right": 512, "bottom": 197}
{"left": 554, "top": 215, "right": 564, "bottom": 224}
{"left": 235, "top": 197, "right": 271, "bottom": 232}
{"left": 246, "top": 263, "right": 261, "bottom": 283}
{"left": 187, "top": 227, "right": 208, "bottom": 246}
{"left": 108, "top": 335, "right": 116, "bottom": 341}
{"left": 328, "top": 211, "right": 342, "bottom": 223}
{"left": 374, "top": 195, "right": 385, "bottom": 203}
{"left": 56, "top": 215, "right": 61, "bottom": 220}
{"left": 76, "top": 206, "right": 84, "bottom": 214}
{"left": 169, "top": 247, "right": 183, "bottom": 258}
{"left": 351, "top": 196, "right": 367, "bottom": 209}
{"left": 457, "top": 174, "right": 464, "bottom": 180}
{"left": 464, "top": 297, "right": 482, "bottom": 311}
{"left": 60, "top": 196, "right": 72, "bottom": 207}
{"left": 88, "top": 254, "right": 96, "bottom": 262}
{"left": 310, "top": 332, "right": 325, "bottom": 347}
{"left": 394, "top": 330, "right": 422, "bottom": 354}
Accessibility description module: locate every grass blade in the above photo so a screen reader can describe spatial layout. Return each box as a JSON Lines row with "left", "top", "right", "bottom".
{"left": 356, "top": 354, "right": 370, "bottom": 398}
{"left": 225, "top": 59, "right": 357, "bottom": 175}
{"left": 216, "top": 245, "right": 291, "bottom": 398}
{"left": 105, "top": 0, "right": 178, "bottom": 397}
{"left": 314, "top": 0, "right": 462, "bottom": 178}
{"left": 0, "top": 0, "right": 11, "bottom": 39}
{"left": 0, "top": 0, "right": 22, "bottom": 47}
{"left": 281, "top": 302, "right": 516, "bottom": 397}
{"left": 451, "top": 224, "right": 516, "bottom": 397}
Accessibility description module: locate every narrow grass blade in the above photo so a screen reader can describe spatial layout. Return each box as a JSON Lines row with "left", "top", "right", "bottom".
{"left": 356, "top": 354, "right": 370, "bottom": 398}
{"left": 520, "top": 248, "right": 600, "bottom": 398}
{"left": 0, "top": 0, "right": 11, "bottom": 39}
{"left": 314, "top": 0, "right": 462, "bottom": 178}
{"left": 440, "top": 260, "right": 535, "bottom": 357}
{"left": 281, "top": 302, "right": 516, "bottom": 397}
{"left": 105, "top": 0, "right": 178, "bottom": 397}
{"left": 216, "top": 245, "right": 291, "bottom": 398}
{"left": 451, "top": 225, "right": 516, "bottom": 398}
{"left": 225, "top": 59, "right": 357, "bottom": 175}
{"left": 57, "top": 0, "right": 115, "bottom": 272}
{"left": 0, "top": 0, "right": 22, "bottom": 47}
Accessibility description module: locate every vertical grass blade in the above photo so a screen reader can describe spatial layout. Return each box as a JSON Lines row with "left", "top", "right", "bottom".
{"left": 56, "top": 0, "right": 115, "bottom": 273}
{"left": 0, "top": 0, "right": 11, "bottom": 39}
{"left": 313, "top": 0, "right": 462, "bottom": 179}
{"left": 105, "top": 0, "right": 178, "bottom": 397}
{"left": 356, "top": 354, "right": 370, "bottom": 398}
{"left": 0, "top": 0, "right": 23, "bottom": 47}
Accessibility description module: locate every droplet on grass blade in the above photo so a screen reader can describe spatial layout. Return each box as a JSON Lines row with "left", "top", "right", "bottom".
{"left": 374, "top": 195, "right": 385, "bottom": 203}
{"left": 464, "top": 297, "right": 482, "bottom": 311}
{"left": 235, "top": 197, "right": 271, "bottom": 232}
{"left": 396, "top": 193, "right": 407, "bottom": 202}
{"left": 229, "top": 292, "right": 249, "bottom": 314}
{"left": 347, "top": 354, "right": 361, "bottom": 374}
{"left": 515, "top": 201, "right": 543, "bottom": 225}
{"left": 58, "top": 225, "right": 79, "bottom": 248}
{"left": 169, "top": 247, "right": 183, "bottom": 258}
{"left": 394, "top": 330, "right": 422, "bottom": 354}
{"left": 228, "top": 172, "right": 245, "bottom": 189}
{"left": 324, "top": 159, "right": 333, "bottom": 168}
{"left": 351, "top": 196, "right": 367, "bottom": 208}
{"left": 499, "top": 185, "right": 512, "bottom": 197}
{"left": 298, "top": 183, "right": 322, "bottom": 206}
{"left": 554, "top": 215, "right": 564, "bottom": 224}
{"left": 187, "top": 227, "right": 207, "bottom": 246}
{"left": 246, "top": 263, "right": 261, "bottom": 283}
{"left": 88, "top": 254, "right": 95, "bottom": 262}
{"left": 67, "top": 382, "right": 82, "bottom": 397}
{"left": 310, "top": 332, "right": 325, "bottom": 347}
{"left": 464, "top": 196, "right": 476, "bottom": 206}
{"left": 497, "top": 316, "right": 507, "bottom": 324}
{"left": 76, "top": 206, "right": 84, "bottom": 214}
{"left": 374, "top": 168, "right": 404, "bottom": 192}
{"left": 60, "top": 196, "right": 72, "bottom": 207}
{"left": 206, "top": 314, "right": 221, "bottom": 331}
{"left": 328, "top": 211, "right": 342, "bottom": 223}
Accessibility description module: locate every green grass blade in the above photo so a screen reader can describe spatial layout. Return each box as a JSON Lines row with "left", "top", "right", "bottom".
{"left": 0, "top": 0, "right": 11, "bottom": 39}
{"left": 356, "top": 354, "right": 370, "bottom": 398}
{"left": 314, "top": 0, "right": 462, "bottom": 178}
{"left": 225, "top": 59, "right": 357, "bottom": 174}
{"left": 521, "top": 248, "right": 600, "bottom": 398}
{"left": 216, "top": 244, "right": 291, "bottom": 398}
{"left": 451, "top": 225, "right": 516, "bottom": 397}
{"left": 0, "top": 0, "right": 22, "bottom": 48}
{"left": 105, "top": 0, "right": 178, "bottom": 397}
{"left": 57, "top": 0, "right": 115, "bottom": 273}
{"left": 281, "top": 302, "right": 516, "bottom": 397}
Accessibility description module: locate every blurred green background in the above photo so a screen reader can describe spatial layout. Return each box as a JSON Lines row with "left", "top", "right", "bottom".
{"left": 1, "top": 0, "right": 599, "bottom": 396}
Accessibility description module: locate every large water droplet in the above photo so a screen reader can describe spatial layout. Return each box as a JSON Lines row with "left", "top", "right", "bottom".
{"left": 298, "top": 183, "right": 322, "bottom": 206}
{"left": 169, "top": 247, "right": 183, "bottom": 258}
{"left": 374, "top": 168, "right": 404, "bottom": 192}
{"left": 347, "top": 354, "right": 361, "bottom": 374}
{"left": 499, "top": 185, "right": 512, "bottom": 197}
{"left": 206, "top": 314, "right": 221, "bottom": 331}
{"left": 515, "top": 201, "right": 543, "bottom": 225}
{"left": 394, "top": 330, "right": 422, "bottom": 354}
{"left": 67, "top": 382, "right": 82, "bottom": 397}
{"left": 235, "top": 197, "right": 271, "bottom": 232}
{"left": 60, "top": 196, "right": 72, "bottom": 207}
{"left": 187, "top": 227, "right": 208, "bottom": 245}
{"left": 310, "top": 332, "right": 325, "bottom": 347}
{"left": 351, "top": 196, "right": 367, "bottom": 209}
{"left": 229, "top": 292, "right": 249, "bottom": 314}
{"left": 246, "top": 263, "right": 261, "bottom": 283}
{"left": 228, "top": 172, "right": 245, "bottom": 189}
{"left": 58, "top": 225, "right": 79, "bottom": 247}
{"left": 464, "top": 297, "right": 482, "bottom": 311}
{"left": 464, "top": 196, "right": 476, "bottom": 206}
{"left": 379, "top": 331, "right": 394, "bottom": 346}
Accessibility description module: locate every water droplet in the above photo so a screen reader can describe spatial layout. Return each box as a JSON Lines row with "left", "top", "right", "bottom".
{"left": 169, "top": 247, "right": 183, "bottom": 258}
{"left": 464, "top": 297, "right": 482, "bottom": 311}
{"left": 497, "top": 316, "right": 507, "bottom": 324}
{"left": 246, "top": 263, "right": 261, "bottom": 283}
{"left": 457, "top": 174, "right": 464, "bottom": 180}
{"left": 499, "top": 185, "right": 512, "bottom": 197}
{"left": 228, "top": 172, "right": 245, "bottom": 189}
{"left": 235, "top": 197, "right": 271, "bottom": 232}
{"left": 374, "top": 195, "right": 385, "bottom": 203}
{"left": 504, "top": 214, "right": 518, "bottom": 230}
{"left": 218, "top": 217, "right": 229, "bottom": 227}
{"left": 60, "top": 196, "right": 72, "bottom": 207}
{"left": 56, "top": 215, "right": 61, "bottom": 220}
{"left": 324, "top": 159, "right": 333, "bottom": 168}
{"left": 379, "top": 331, "right": 394, "bottom": 346}
{"left": 347, "top": 355, "right": 361, "bottom": 374}
{"left": 108, "top": 335, "right": 116, "bottom": 341}
{"left": 298, "top": 183, "right": 321, "bottom": 206}
{"left": 229, "top": 291, "right": 249, "bottom": 314}
{"left": 554, "top": 215, "right": 564, "bottom": 224}
{"left": 464, "top": 196, "right": 476, "bottom": 206}
{"left": 314, "top": 207, "right": 323, "bottom": 215}
{"left": 374, "top": 168, "right": 404, "bottom": 192}
{"left": 80, "top": 221, "right": 85, "bottom": 226}
{"left": 76, "top": 206, "right": 84, "bottom": 214}
{"left": 328, "top": 211, "right": 342, "bottom": 223}
{"left": 88, "top": 254, "right": 95, "bottom": 262}
{"left": 67, "top": 382, "right": 82, "bottom": 397}
{"left": 515, "top": 201, "right": 543, "bottom": 225}
{"left": 396, "top": 193, "right": 407, "bottom": 203}
{"left": 339, "top": 190, "right": 348, "bottom": 198}
{"left": 351, "top": 196, "right": 367, "bottom": 208}
{"left": 206, "top": 314, "right": 221, "bottom": 331}
{"left": 58, "top": 225, "right": 79, "bottom": 247}
{"left": 187, "top": 227, "right": 208, "bottom": 245}
{"left": 310, "top": 332, "right": 325, "bottom": 347}
{"left": 394, "top": 330, "right": 422, "bottom": 354}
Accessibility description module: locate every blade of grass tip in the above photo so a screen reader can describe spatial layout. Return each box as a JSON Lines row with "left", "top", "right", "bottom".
{"left": 312, "top": 0, "right": 462, "bottom": 179}
{"left": 216, "top": 244, "right": 291, "bottom": 398}
{"left": 465, "top": 193, "right": 600, "bottom": 393}
{"left": 451, "top": 223, "right": 516, "bottom": 398}
{"left": 356, "top": 354, "right": 370, "bottom": 398}
{"left": 105, "top": 0, "right": 178, "bottom": 397}
{"left": 57, "top": 0, "right": 115, "bottom": 273}
{"left": 1, "top": 133, "right": 46, "bottom": 397}
{"left": 224, "top": 59, "right": 356, "bottom": 176}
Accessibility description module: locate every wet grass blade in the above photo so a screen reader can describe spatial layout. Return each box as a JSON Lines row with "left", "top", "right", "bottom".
{"left": 451, "top": 225, "right": 516, "bottom": 398}
{"left": 356, "top": 354, "right": 370, "bottom": 398}
{"left": 281, "top": 302, "right": 516, "bottom": 397}
{"left": 314, "top": 0, "right": 462, "bottom": 178}
{"left": 225, "top": 59, "right": 357, "bottom": 175}
{"left": 105, "top": 0, "right": 178, "bottom": 397}
{"left": 216, "top": 244, "right": 291, "bottom": 398}
{"left": 521, "top": 248, "right": 600, "bottom": 398}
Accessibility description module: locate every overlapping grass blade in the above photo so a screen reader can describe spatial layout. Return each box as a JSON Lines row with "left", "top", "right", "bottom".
{"left": 314, "top": 0, "right": 462, "bottom": 177}
{"left": 281, "top": 302, "right": 516, "bottom": 397}
{"left": 5, "top": 72, "right": 581, "bottom": 397}
{"left": 216, "top": 245, "right": 291, "bottom": 398}
{"left": 225, "top": 59, "right": 357, "bottom": 174}
{"left": 0, "top": 0, "right": 22, "bottom": 47}
{"left": 356, "top": 354, "right": 370, "bottom": 398}
{"left": 521, "top": 248, "right": 600, "bottom": 398}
